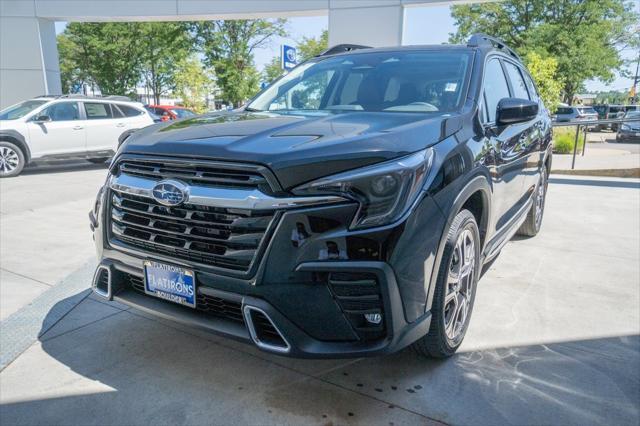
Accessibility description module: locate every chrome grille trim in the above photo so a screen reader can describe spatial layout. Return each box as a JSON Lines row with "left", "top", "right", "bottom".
{"left": 109, "top": 173, "right": 346, "bottom": 210}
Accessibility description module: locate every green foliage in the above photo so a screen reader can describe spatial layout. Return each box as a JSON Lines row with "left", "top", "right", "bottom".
{"left": 262, "top": 56, "right": 284, "bottom": 84}
{"left": 58, "top": 22, "right": 192, "bottom": 101}
{"left": 593, "top": 90, "right": 630, "bottom": 104}
{"left": 523, "top": 52, "right": 563, "bottom": 112}
{"left": 297, "top": 30, "right": 328, "bottom": 62}
{"left": 138, "top": 23, "right": 192, "bottom": 104}
{"left": 553, "top": 127, "right": 585, "bottom": 154}
{"left": 59, "top": 23, "right": 145, "bottom": 96}
{"left": 261, "top": 30, "right": 328, "bottom": 85}
{"left": 173, "top": 55, "right": 216, "bottom": 113}
{"left": 450, "top": 0, "right": 639, "bottom": 104}
{"left": 192, "top": 19, "right": 287, "bottom": 107}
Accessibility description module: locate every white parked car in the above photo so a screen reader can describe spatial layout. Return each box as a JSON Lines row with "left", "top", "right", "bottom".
{"left": 0, "top": 95, "right": 155, "bottom": 177}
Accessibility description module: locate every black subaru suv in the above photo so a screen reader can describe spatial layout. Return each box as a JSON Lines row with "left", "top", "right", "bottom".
{"left": 90, "top": 34, "right": 552, "bottom": 358}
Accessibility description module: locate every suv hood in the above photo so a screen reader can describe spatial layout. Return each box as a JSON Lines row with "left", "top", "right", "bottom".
{"left": 121, "top": 111, "right": 462, "bottom": 189}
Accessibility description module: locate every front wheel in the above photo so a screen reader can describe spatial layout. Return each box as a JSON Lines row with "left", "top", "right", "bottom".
{"left": 0, "top": 141, "right": 26, "bottom": 178}
{"left": 413, "top": 209, "right": 480, "bottom": 358}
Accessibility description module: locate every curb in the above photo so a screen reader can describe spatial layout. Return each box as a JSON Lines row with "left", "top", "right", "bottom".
{"left": 551, "top": 168, "right": 640, "bottom": 179}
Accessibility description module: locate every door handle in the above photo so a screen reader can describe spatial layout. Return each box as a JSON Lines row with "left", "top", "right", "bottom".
{"left": 116, "top": 123, "right": 126, "bottom": 128}
{"left": 73, "top": 126, "right": 83, "bottom": 130}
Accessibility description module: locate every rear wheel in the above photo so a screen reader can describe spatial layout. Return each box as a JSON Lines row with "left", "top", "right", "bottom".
{"left": 517, "top": 166, "right": 547, "bottom": 237}
{"left": 413, "top": 209, "right": 480, "bottom": 358}
{"left": 0, "top": 141, "right": 26, "bottom": 178}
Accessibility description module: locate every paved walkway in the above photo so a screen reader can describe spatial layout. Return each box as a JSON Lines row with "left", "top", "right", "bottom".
{"left": 1, "top": 171, "right": 638, "bottom": 425}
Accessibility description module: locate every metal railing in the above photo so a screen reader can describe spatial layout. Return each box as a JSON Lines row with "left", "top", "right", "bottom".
{"left": 551, "top": 117, "right": 639, "bottom": 169}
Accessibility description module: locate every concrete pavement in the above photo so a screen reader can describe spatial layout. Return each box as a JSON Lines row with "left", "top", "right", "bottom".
{"left": 0, "top": 166, "right": 639, "bottom": 425}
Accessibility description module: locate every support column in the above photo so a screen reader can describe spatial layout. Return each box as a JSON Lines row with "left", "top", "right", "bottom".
{"left": 328, "top": 1, "right": 404, "bottom": 48}
{"left": 0, "top": 16, "right": 61, "bottom": 108}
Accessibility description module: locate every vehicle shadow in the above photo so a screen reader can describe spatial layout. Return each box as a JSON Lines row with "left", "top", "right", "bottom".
{"left": 21, "top": 160, "right": 109, "bottom": 176}
{"left": 1, "top": 293, "right": 637, "bottom": 425}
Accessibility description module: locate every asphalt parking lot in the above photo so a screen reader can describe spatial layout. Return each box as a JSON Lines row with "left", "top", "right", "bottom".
{"left": 0, "top": 161, "right": 639, "bottom": 425}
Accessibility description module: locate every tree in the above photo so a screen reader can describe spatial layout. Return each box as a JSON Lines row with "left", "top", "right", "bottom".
{"left": 523, "top": 52, "right": 563, "bottom": 112}
{"left": 261, "top": 29, "right": 328, "bottom": 84}
{"left": 192, "top": 19, "right": 287, "bottom": 107}
{"left": 174, "top": 55, "right": 216, "bottom": 113}
{"left": 57, "top": 32, "right": 93, "bottom": 94}
{"left": 450, "top": 0, "right": 639, "bottom": 104}
{"left": 262, "top": 56, "right": 284, "bottom": 83}
{"left": 297, "top": 30, "right": 328, "bottom": 62}
{"left": 59, "top": 23, "right": 144, "bottom": 96}
{"left": 138, "top": 23, "right": 192, "bottom": 104}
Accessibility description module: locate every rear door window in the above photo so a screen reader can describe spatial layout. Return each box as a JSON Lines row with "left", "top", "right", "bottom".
{"left": 84, "top": 102, "right": 113, "bottom": 119}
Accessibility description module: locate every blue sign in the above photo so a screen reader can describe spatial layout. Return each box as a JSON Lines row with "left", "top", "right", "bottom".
{"left": 281, "top": 45, "right": 297, "bottom": 71}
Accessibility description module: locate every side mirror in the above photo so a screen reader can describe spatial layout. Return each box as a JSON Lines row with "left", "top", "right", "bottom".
{"left": 33, "top": 115, "right": 52, "bottom": 123}
{"left": 496, "top": 98, "right": 538, "bottom": 125}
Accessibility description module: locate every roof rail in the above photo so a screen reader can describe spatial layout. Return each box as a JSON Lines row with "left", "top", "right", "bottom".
{"left": 467, "top": 33, "right": 520, "bottom": 60}
{"left": 317, "top": 44, "right": 372, "bottom": 57}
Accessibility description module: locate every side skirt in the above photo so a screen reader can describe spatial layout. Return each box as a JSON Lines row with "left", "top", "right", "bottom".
{"left": 481, "top": 193, "right": 533, "bottom": 264}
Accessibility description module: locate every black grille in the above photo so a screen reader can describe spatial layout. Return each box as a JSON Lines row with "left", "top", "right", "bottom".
{"left": 127, "top": 274, "right": 244, "bottom": 324}
{"left": 109, "top": 191, "right": 275, "bottom": 272}
{"left": 116, "top": 159, "right": 269, "bottom": 190}
{"left": 328, "top": 272, "right": 385, "bottom": 341}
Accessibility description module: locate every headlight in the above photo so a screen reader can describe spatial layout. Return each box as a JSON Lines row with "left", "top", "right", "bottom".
{"left": 293, "top": 148, "right": 434, "bottom": 229}
{"left": 621, "top": 124, "right": 631, "bottom": 131}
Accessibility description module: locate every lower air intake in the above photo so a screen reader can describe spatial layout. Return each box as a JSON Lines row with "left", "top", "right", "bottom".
{"left": 243, "top": 306, "right": 290, "bottom": 353}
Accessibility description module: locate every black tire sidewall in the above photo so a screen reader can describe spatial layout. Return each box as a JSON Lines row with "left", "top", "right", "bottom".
{"left": 534, "top": 167, "right": 548, "bottom": 233}
{"left": 432, "top": 210, "right": 481, "bottom": 355}
{"left": 0, "top": 141, "right": 26, "bottom": 177}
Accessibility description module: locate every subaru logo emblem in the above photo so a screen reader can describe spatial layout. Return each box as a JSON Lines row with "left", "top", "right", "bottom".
{"left": 151, "top": 180, "right": 188, "bottom": 207}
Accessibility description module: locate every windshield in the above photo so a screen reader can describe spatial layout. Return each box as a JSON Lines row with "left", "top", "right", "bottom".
{"left": 248, "top": 50, "right": 472, "bottom": 114}
{"left": 625, "top": 111, "right": 640, "bottom": 119}
{"left": 578, "top": 107, "right": 597, "bottom": 114}
{"left": 0, "top": 100, "right": 48, "bottom": 120}
{"left": 172, "top": 108, "right": 195, "bottom": 118}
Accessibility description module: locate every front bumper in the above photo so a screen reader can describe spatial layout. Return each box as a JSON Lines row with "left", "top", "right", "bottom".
{"left": 92, "top": 256, "right": 431, "bottom": 358}
{"left": 90, "top": 179, "right": 443, "bottom": 358}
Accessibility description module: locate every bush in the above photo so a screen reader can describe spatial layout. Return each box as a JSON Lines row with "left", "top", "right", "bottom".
{"left": 553, "top": 127, "right": 585, "bottom": 154}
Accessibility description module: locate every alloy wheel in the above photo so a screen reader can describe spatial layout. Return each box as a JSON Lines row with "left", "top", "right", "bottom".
{"left": 443, "top": 228, "right": 476, "bottom": 344}
{"left": 0, "top": 147, "right": 20, "bottom": 175}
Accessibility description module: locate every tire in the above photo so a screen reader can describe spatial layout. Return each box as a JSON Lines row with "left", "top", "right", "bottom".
{"left": 413, "top": 209, "right": 481, "bottom": 358}
{"left": 0, "top": 141, "right": 26, "bottom": 178}
{"left": 87, "top": 157, "right": 110, "bottom": 164}
{"left": 517, "top": 166, "right": 547, "bottom": 237}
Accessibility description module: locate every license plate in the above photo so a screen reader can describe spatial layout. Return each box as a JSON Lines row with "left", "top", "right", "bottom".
{"left": 144, "top": 260, "right": 196, "bottom": 308}
{"left": 635, "top": 132, "right": 640, "bottom": 137}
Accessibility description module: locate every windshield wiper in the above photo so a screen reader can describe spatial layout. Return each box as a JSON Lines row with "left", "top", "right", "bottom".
{"left": 244, "top": 107, "right": 264, "bottom": 112}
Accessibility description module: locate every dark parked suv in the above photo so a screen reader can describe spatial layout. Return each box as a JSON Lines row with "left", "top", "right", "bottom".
{"left": 90, "top": 34, "right": 552, "bottom": 358}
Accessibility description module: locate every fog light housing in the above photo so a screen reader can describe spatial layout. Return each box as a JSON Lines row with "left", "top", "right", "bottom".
{"left": 364, "top": 312, "right": 382, "bottom": 325}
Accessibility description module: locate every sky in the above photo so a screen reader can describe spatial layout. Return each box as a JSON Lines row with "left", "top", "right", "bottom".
{"left": 54, "top": 3, "right": 639, "bottom": 93}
